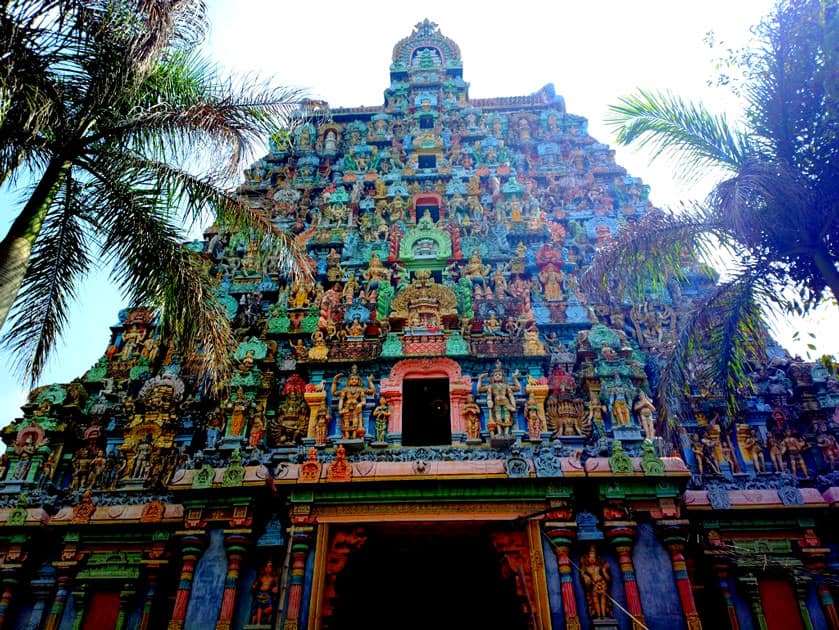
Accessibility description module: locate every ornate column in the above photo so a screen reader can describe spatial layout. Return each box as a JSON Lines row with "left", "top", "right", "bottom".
{"left": 217, "top": 534, "right": 250, "bottom": 630}
{"left": 138, "top": 571, "right": 158, "bottom": 630}
{"left": 167, "top": 534, "right": 206, "bottom": 630}
{"left": 114, "top": 584, "right": 137, "bottom": 630}
{"left": 737, "top": 574, "right": 767, "bottom": 630}
{"left": 26, "top": 564, "right": 56, "bottom": 630}
{"left": 304, "top": 387, "right": 328, "bottom": 441}
{"left": 283, "top": 520, "right": 314, "bottom": 630}
{"left": 713, "top": 563, "right": 740, "bottom": 630}
{"left": 792, "top": 574, "right": 815, "bottom": 630}
{"left": 544, "top": 518, "right": 580, "bottom": 630}
{"left": 800, "top": 534, "right": 839, "bottom": 629}
{"left": 449, "top": 377, "right": 471, "bottom": 436}
{"left": 0, "top": 569, "right": 18, "bottom": 629}
{"left": 607, "top": 526, "right": 646, "bottom": 630}
{"left": 69, "top": 584, "right": 88, "bottom": 630}
{"left": 815, "top": 579, "right": 839, "bottom": 630}
{"left": 661, "top": 524, "right": 702, "bottom": 630}
{"left": 43, "top": 571, "right": 73, "bottom": 630}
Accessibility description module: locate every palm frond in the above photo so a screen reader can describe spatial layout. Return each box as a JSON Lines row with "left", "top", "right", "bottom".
{"left": 99, "top": 50, "right": 307, "bottom": 179}
{"left": 580, "top": 207, "right": 715, "bottom": 302}
{"left": 1, "top": 172, "right": 91, "bottom": 384}
{"left": 85, "top": 171, "right": 235, "bottom": 389}
{"left": 606, "top": 89, "right": 752, "bottom": 183}
{"left": 103, "top": 153, "right": 311, "bottom": 282}
{"left": 656, "top": 273, "right": 768, "bottom": 437}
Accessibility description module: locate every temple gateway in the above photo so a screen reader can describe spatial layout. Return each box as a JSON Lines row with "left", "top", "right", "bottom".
{"left": 1, "top": 20, "right": 838, "bottom": 630}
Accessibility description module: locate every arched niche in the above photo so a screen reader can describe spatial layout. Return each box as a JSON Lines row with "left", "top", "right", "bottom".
{"left": 380, "top": 358, "right": 472, "bottom": 443}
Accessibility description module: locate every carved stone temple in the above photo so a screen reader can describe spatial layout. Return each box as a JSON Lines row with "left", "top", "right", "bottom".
{"left": 1, "top": 21, "right": 838, "bottom": 630}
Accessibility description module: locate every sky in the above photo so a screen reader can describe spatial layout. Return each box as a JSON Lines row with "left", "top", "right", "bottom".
{"left": 1, "top": 0, "right": 837, "bottom": 421}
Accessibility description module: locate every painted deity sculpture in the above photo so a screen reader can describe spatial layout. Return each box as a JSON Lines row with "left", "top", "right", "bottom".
{"left": 477, "top": 361, "right": 522, "bottom": 438}
{"left": 372, "top": 396, "right": 390, "bottom": 443}
{"left": 462, "top": 394, "right": 482, "bottom": 441}
{"left": 581, "top": 545, "right": 612, "bottom": 619}
{"left": 250, "top": 560, "right": 280, "bottom": 625}
{"left": 331, "top": 365, "right": 376, "bottom": 440}
{"left": 633, "top": 389, "right": 656, "bottom": 438}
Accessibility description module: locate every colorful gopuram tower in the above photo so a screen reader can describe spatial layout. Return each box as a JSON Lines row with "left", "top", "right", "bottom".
{"left": 0, "top": 20, "right": 837, "bottom": 630}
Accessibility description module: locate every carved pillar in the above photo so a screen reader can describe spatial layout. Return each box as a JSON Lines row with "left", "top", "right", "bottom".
{"left": 0, "top": 569, "right": 17, "bottom": 629}
{"left": 737, "top": 574, "right": 768, "bottom": 630}
{"left": 449, "top": 377, "right": 471, "bottom": 436}
{"left": 26, "top": 564, "right": 56, "bottom": 630}
{"left": 304, "top": 388, "right": 328, "bottom": 440}
{"left": 544, "top": 521, "right": 580, "bottom": 630}
{"left": 283, "top": 522, "right": 314, "bottom": 630}
{"left": 167, "top": 534, "right": 205, "bottom": 630}
{"left": 662, "top": 529, "right": 702, "bottom": 630}
{"left": 607, "top": 527, "right": 646, "bottom": 630}
{"left": 138, "top": 571, "right": 158, "bottom": 630}
{"left": 524, "top": 380, "right": 549, "bottom": 440}
{"left": 713, "top": 563, "right": 740, "bottom": 630}
{"left": 43, "top": 572, "right": 73, "bottom": 630}
{"left": 792, "top": 575, "right": 815, "bottom": 630}
{"left": 379, "top": 379, "right": 402, "bottom": 437}
{"left": 801, "top": 542, "right": 839, "bottom": 629}
{"left": 114, "top": 585, "right": 136, "bottom": 630}
{"left": 217, "top": 534, "right": 249, "bottom": 630}
{"left": 815, "top": 579, "right": 839, "bottom": 629}
{"left": 69, "top": 584, "right": 88, "bottom": 630}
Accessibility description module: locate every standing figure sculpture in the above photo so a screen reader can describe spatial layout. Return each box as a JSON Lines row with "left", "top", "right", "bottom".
{"left": 633, "top": 389, "right": 656, "bottom": 438}
{"left": 372, "top": 396, "right": 390, "bottom": 444}
{"left": 477, "top": 361, "right": 522, "bottom": 438}
{"left": 462, "top": 394, "right": 482, "bottom": 441}
{"left": 331, "top": 365, "right": 376, "bottom": 440}
{"left": 250, "top": 560, "right": 280, "bottom": 626}
{"left": 783, "top": 430, "right": 809, "bottom": 477}
{"left": 580, "top": 545, "right": 612, "bottom": 619}
{"left": 605, "top": 375, "right": 632, "bottom": 426}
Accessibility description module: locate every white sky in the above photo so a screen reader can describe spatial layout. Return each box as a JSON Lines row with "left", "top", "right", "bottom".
{"left": 1, "top": 0, "right": 836, "bottom": 420}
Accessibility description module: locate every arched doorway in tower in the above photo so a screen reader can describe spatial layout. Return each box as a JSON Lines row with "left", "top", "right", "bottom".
{"left": 327, "top": 523, "right": 529, "bottom": 630}
{"left": 401, "top": 378, "right": 451, "bottom": 446}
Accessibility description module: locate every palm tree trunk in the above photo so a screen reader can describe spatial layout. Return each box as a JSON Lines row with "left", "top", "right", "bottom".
{"left": 812, "top": 249, "right": 839, "bottom": 305}
{"left": 0, "top": 158, "right": 71, "bottom": 331}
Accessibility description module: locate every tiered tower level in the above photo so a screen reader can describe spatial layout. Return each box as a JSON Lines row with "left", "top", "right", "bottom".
{"left": 1, "top": 21, "right": 838, "bottom": 630}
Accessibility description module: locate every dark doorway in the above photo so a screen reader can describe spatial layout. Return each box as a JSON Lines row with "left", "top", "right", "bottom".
{"left": 401, "top": 378, "right": 451, "bottom": 446}
{"left": 329, "top": 526, "right": 528, "bottom": 630}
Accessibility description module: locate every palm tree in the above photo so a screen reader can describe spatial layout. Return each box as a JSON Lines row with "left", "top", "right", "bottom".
{"left": 0, "top": 0, "right": 311, "bottom": 388}
{"left": 583, "top": 0, "right": 839, "bottom": 427}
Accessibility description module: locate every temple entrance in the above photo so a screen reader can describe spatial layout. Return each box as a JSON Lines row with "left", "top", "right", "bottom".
{"left": 401, "top": 378, "right": 451, "bottom": 446}
{"left": 328, "top": 524, "right": 528, "bottom": 630}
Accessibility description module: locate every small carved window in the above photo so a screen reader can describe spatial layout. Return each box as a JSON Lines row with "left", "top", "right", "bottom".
{"left": 418, "top": 154, "right": 436, "bottom": 169}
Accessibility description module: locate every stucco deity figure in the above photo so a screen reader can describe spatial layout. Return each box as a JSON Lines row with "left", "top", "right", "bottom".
{"left": 227, "top": 387, "right": 254, "bottom": 437}
{"left": 331, "top": 365, "right": 376, "bottom": 440}
{"left": 538, "top": 264, "right": 563, "bottom": 300}
{"left": 633, "top": 389, "right": 656, "bottom": 438}
{"left": 250, "top": 560, "right": 280, "bottom": 625}
{"left": 463, "top": 249, "right": 490, "bottom": 285}
{"left": 817, "top": 431, "right": 839, "bottom": 470}
{"left": 745, "top": 429, "right": 766, "bottom": 472}
{"left": 604, "top": 375, "right": 632, "bottom": 426}
{"left": 767, "top": 433, "right": 786, "bottom": 472}
{"left": 462, "top": 394, "right": 482, "bottom": 441}
{"left": 372, "top": 396, "right": 390, "bottom": 443}
{"left": 581, "top": 545, "right": 612, "bottom": 619}
{"left": 362, "top": 252, "right": 391, "bottom": 290}
{"left": 783, "top": 430, "right": 809, "bottom": 477}
{"left": 477, "top": 361, "right": 522, "bottom": 438}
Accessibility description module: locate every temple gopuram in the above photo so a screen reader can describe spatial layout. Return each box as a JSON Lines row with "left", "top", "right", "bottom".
{"left": 1, "top": 20, "right": 839, "bottom": 630}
